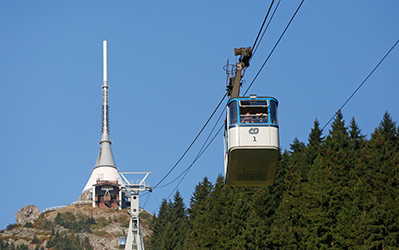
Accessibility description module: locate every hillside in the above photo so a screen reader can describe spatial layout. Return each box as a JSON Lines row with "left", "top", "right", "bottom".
{"left": 0, "top": 204, "right": 152, "bottom": 250}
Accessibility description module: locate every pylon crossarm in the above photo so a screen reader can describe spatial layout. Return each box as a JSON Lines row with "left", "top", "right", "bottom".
{"left": 119, "top": 172, "right": 151, "bottom": 250}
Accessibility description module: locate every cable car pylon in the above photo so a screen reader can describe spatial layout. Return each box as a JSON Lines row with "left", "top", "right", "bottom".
{"left": 119, "top": 172, "right": 152, "bottom": 250}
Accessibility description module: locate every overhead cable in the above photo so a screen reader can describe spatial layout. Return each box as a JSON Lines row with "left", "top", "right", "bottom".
{"left": 252, "top": 0, "right": 275, "bottom": 53}
{"left": 151, "top": 122, "right": 225, "bottom": 214}
{"left": 321, "top": 39, "right": 399, "bottom": 132}
{"left": 252, "top": 0, "right": 282, "bottom": 57}
{"left": 165, "top": 123, "right": 224, "bottom": 200}
{"left": 244, "top": 0, "right": 304, "bottom": 96}
{"left": 152, "top": 93, "right": 227, "bottom": 190}
{"left": 157, "top": 106, "right": 226, "bottom": 189}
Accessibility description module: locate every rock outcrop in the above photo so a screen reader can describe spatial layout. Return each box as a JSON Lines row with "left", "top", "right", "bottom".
{"left": 15, "top": 205, "right": 40, "bottom": 225}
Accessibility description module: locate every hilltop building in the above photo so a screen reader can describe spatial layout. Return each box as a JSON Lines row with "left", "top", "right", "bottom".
{"left": 78, "top": 40, "right": 128, "bottom": 209}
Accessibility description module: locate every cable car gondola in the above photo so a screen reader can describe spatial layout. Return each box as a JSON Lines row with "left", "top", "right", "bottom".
{"left": 118, "top": 236, "right": 126, "bottom": 248}
{"left": 223, "top": 47, "right": 279, "bottom": 186}
{"left": 224, "top": 94, "right": 279, "bottom": 186}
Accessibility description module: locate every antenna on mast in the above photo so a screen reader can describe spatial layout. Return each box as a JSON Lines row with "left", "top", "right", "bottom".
{"left": 103, "top": 40, "right": 108, "bottom": 87}
{"left": 101, "top": 40, "right": 110, "bottom": 142}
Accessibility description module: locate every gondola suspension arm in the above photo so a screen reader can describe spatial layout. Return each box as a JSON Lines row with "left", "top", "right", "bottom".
{"left": 227, "top": 47, "right": 252, "bottom": 99}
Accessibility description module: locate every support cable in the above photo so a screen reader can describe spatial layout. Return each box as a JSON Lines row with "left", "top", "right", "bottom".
{"left": 166, "top": 124, "right": 223, "bottom": 199}
{"left": 244, "top": 0, "right": 304, "bottom": 96}
{"left": 252, "top": 0, "right": 282, "bottom": 57}
{"left": 157, "top": 106, "right": 226, "bottom": 189}
{"left": 152, "top": 93, "right": 227, "bottom": 190}
{"left": 151, "top": 121, "right": 224, "bottom": 214}
{"left": 142, "top": 191, "right": 150, "bottom": 209}
{"left": 321, "top": 39, "right": 399, "bottom": 131}
{"left": 252, "top": 0, "right": 275, "bottom": 53}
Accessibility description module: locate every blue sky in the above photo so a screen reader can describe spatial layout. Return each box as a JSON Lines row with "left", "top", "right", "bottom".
{"left": 1, "top": 1, "right": 398, "bottom": 229}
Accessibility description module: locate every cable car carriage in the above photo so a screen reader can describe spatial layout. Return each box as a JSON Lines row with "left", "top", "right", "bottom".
{"left": 118, "top": 236, "right": 126, "bottom": 248}
{"left": 224, "top": 94, "right": 279, "bottom": 186}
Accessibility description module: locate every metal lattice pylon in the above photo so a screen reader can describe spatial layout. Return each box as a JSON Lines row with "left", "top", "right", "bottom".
{"left": 119, "top": 172, "right": 152, "bottom": 250}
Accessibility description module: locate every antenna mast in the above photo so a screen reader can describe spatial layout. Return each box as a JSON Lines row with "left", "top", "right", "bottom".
{"left": 101, "top": 40, "right": 110, "bottom": 142}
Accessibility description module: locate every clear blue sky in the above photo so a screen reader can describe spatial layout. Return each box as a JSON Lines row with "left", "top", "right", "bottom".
{"left": 1, "top": 1, "right": 398, "bottom": 229}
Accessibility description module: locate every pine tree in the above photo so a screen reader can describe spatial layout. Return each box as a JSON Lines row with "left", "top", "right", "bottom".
{"left": 333, "top": 117, "right": 366, "bottom": 248}
{"left": 296, "top": 111, "right": 353, "bottom": 248}
{"left": 354, "top": 112, "right": 399, "bottom": 249}
{"left": 150, "top": 191, "right": 188, "bottom": 250}
{"left": 268, "top": 139, "right": 309, "bottom": 249}
{"left": 348, "top": 117, "right": 365, "bottom": 151}
{"left": 150, "top": 199, "right": 170, "bottom": 249}
{"left": 196, "top": 175, "right": 232, "bottom": 248}
{"left": 184, "top": 177, "right": 213, "bottom": 249}
{"left": 306, "top": 119, "right": 324, "bottom": 165}
{"left": 325, "top": 110, "right": 349, "bottom": 152}
{"left": 170, "top": 190, "right": 188, "bottom": 250}
{"left": 286, "top": 138, "right": 307, "bottom": 184}
{"left": 187, "top": 177, "right": 213, "bottom": 222}
{"left": 374, "top": 111, "right": 397, "bottom": 143}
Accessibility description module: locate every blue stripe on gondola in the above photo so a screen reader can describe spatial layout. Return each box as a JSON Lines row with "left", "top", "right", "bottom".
{"left": 227, "top": 96, "right": 278, "bottom": 104}
{"left": 229, "top": 124, "right": 279, "bottom": 129}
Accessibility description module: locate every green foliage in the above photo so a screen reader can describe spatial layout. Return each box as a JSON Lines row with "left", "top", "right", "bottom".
{"left": 23, "top": 222, "right": 33, "bottom": 229}
{"left": 150, "top": 111, "right": 399, "bottom": 249}
{"left": 53, "top": 212, "right": 95, "bottom": 232}
{"left": 0, "top": 238, "right": 8, "bottom": 250}
{"left": 0, "top": 238, "right": 29, "bottom": 250}
{"left": 46, "top": 231, "right": 92, "bottom": 250}
{"left": 150, "top": 190, "right": 188, "bottom": 250}
{"left": 90, "top": 216, "right": 110, "bottom": 229}
{"left": 6, "top": 224, "right": 18, "bottom": 231}
{"left": 31, "top": 234, "right": 40, "bottom": 244}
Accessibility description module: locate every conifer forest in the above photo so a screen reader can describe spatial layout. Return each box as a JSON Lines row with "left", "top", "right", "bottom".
{"left": 150, "top": 111, "right": 399, "bottom": 249}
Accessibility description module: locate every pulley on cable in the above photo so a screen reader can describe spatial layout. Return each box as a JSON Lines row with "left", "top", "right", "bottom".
{"left": 223, "top": 47, "right": 279, "bottom": 186}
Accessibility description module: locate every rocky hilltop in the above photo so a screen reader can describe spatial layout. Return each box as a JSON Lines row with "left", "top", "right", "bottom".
{"left": 0, "top": 204, "right": 152, "bottom": 250}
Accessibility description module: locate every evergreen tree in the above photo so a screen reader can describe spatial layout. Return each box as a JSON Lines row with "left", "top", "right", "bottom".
{"left": 194, "top": 175, "right": 232, "bottom": 248}
{"left": 374, "top": 111, "right": 397, "bottom": 143}
{"left": 150, "top": 199, "right": 170, "bottom": 249}
{"left": 306, "top": 119, "right": 324, "bottom": 165}
{"left": 348, "top": 117, "right": 365, "bottom": 151}
{"left": 170, "top": 190, "right": 188, "bottom": 250}
{"left": 150, "top": 190, "right": 188, "bottom": 250}
{"left": 184, "top": 177, "right": 213, "bottom": 249}
{"left": 353, "top": 112, "right": 399, "bottom": 249}
{"left": 188, "top": 177, "right": 213, "bottom": 221}
{"left": 280, "top": 111, "right": 352, "bottom": 248}
{"left": 268, "top": 139, "right": 309, "bottom": 249}
{"left": 285, "top": 138, "right": 307, "bottom": 184}
{"left": 325, "top": 110, "right": 349, "bottom": 152}
{"left": 333, "top": 117, "right": 367, "bottom": 248}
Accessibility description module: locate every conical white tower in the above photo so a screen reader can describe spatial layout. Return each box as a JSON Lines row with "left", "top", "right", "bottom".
{"left": 79, "top": 40, "right": 122, "bottom": 205}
